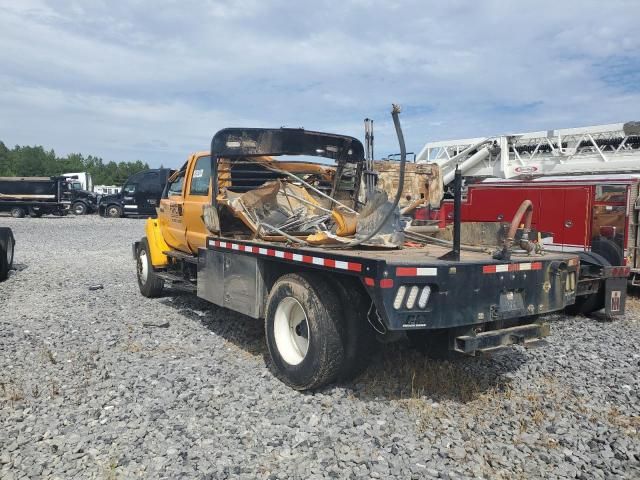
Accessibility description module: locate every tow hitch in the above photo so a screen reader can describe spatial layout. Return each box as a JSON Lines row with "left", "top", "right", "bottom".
{"left": 454, "top": 323, "right": 550, "bottom": 353}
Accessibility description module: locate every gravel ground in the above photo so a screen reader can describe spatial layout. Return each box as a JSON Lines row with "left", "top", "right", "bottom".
{"left": 0, "top": 215, "right": 639, "bottom": 480}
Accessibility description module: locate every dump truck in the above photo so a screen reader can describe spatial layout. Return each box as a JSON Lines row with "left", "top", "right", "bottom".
{"left": 134, "top": 107, "right": 580, "bottom": 390}
{"left": 0, "top": 176, "right": 68, "bottom": 217}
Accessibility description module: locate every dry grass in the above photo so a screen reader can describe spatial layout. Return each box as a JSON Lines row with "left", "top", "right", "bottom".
{"left": 0, "top": 380, "right": 25, "bottom": 407}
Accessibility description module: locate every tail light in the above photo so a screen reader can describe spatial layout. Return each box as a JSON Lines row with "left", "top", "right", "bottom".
{"left": 393, "top": 285, "right": 432, "bottom": 310}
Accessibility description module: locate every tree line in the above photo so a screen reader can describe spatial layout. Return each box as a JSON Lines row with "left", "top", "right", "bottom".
{"left": 0, "top": 141, "right": 150, "bottom": 186}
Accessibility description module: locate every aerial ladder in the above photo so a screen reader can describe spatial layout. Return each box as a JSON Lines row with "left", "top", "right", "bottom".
{"left": 413, "top": 120, "right": 640, "bottom": 315}
{"left": 417, "top": 121, "right": 640, "bottom": 185}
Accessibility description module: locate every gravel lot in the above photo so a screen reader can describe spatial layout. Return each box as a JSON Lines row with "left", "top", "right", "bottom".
{"left": 1, "top": 215, "right": 639, "bottom": 479}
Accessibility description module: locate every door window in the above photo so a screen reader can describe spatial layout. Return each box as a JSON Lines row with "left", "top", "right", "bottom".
{"left": 189, "top": 156, "right": 212, "bottom": 196}
{"left": 139, "top": 172, "right": 162, "bottom": 194}
{"left": 166, "top": 172, "right": 185, "bottom": 197}
{"left": 123, "top": 183, "right": 137, "bottom": 195}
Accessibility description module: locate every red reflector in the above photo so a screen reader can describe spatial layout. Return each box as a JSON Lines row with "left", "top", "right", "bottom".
{"left": 364, "top": 277, "right": 375, "bottom": 287}
{"left": 379, "top": 279, "right": 394, "bottom": 289}
{"left": 531, "top": 262, "right": 543, "bottom": 270}
{"left": 396, "top": 267, "right": 417, "bottom": 277}
{"left": 483, "top": 265, "right": 496, "bottom": 274}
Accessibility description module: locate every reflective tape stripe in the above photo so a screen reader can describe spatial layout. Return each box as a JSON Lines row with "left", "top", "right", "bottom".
{"left": 483, "top": 262, "right": 543, "bottom": 274}
{"left": 208, "top": 240, "right": 363, "bottom": 273}
{"left": 396, "top": 267, "right": 437, "bottom": 277}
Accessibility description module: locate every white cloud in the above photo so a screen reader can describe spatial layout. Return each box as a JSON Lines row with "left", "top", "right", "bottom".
{"left": 0, "top": 0, "right": 638, "bottom": 165}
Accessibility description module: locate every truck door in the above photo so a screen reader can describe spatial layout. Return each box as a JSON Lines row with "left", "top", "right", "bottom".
{"left": 158, "top": 171, "right": 189, "bottom": 252}
{"left": 136, "top": 171, "right": 163, "bottom": 215}
{"left": 560, "top": 187, "right": 591, "bottom": 251}
{"left": 121, "top": 179, "right": 139, "bottom": 215}
{"left": 534, "top": 186, "right": 590, "bottom": 252}
{"left": 183, "top": 155, "right": 212, "bottom": 253}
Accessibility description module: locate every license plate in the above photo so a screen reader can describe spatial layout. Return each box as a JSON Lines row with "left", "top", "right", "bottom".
{"left": 500, "top": 290, "right": 524, "bottom": 312}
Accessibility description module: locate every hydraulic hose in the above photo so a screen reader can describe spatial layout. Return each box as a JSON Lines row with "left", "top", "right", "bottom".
{"left": 507, "top": 199, "right": 533, "bottom": 240}
{"left": 493, "top": 199, "right": 534, "bottom": 259}
{"left": 330, "top": 104, "right": 407, "bottom": 249}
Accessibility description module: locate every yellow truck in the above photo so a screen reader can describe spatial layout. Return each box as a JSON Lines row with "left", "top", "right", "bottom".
{"left": 134, "top": 110, "right": 580, "bottom": 390}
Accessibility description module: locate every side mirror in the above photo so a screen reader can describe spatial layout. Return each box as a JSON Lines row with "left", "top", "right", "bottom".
{"left": 203, "top": 204, "right": 220, "bottom": 233}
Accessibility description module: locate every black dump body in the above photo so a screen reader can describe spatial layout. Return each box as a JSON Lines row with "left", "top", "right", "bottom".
{"left": 0, "top": 176, "right": 67, "bottom": 215}
{"left": 0, "top": 176, "right": 63, "bottom": 201}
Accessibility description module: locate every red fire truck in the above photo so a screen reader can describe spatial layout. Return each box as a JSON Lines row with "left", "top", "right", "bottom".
{"left": 415, "top": 121, "right": 640, "bottom": 315}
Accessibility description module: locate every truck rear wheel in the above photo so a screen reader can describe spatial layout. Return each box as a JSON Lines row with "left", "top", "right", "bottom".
{"left": 565, "top": 291, "right": 605, "bottom": 315}
{"left": 265, "top": 273, "right": 345, "bottom": 390}
{"left": 28, "top": 207, "right": 42, "bottom": 218}
{"left": 72, "top": 202, "right": 88, "bottom": 215}
{"left": 331, "top": 277, "right": 376, "bottom": 381}
{"left": 0, "top": 228, "right": 15, "bottom": 281}
{"left": 136, "top": 238, "right": 164, "bottom": 297}
{"left": 10, "top": 207, "right": 26, "bottom": 218}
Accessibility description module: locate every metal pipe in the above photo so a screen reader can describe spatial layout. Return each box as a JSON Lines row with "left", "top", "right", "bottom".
{"left": 406, "top": 225, "right": 441, "bottom": 234}
{"left": 259, "top": 222, "right": 308, "bottom": 245}
{"left": 442, "top": 145, "right": 491, "bottom": 185}
{"left": 330, "top": 104, "right": 407, "bottom": 249}
{"left": 279, "top": 183, "right": 334, "bottom": 214}
{"left": 448, "top": 168, "right": 462, "bottom": 260}
{"left": 404, "top": 231, "right": 489, "bottom": 253}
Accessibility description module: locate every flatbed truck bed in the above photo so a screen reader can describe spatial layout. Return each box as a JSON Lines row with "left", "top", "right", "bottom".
{"left": 133, "top": 122, "right": 587, "bottom": 390}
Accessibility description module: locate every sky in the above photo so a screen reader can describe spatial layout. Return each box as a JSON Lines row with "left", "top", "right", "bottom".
{"left": 1, "top": 0, "right": 639, "bottom": 168}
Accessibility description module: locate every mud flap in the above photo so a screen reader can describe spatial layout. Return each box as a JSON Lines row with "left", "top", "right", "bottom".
{"left": 604, "top": 276, "right": 627, "bottom": 316}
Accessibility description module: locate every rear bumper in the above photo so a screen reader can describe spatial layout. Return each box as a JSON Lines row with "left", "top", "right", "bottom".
{"left": 454, "top": 323, "right": 550, "bottom": 353}
{"left": 371, "top": 259, "right": 578, "bottom": 331}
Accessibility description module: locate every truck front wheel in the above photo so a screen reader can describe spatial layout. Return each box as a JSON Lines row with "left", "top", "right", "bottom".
{"left": 136, "top": 238, "right": 164, "bottom": 298}
{"left": 10, "top": 207, "right": 26, "bottom": 218}
{"left": 265, "top": 273, "right": 346, "bottom": 390}
{"left": 106, "top": 205, "right": 123, "bottom": 218}
{"left": 72, "top": 202, "right": 88, "bottom": 215}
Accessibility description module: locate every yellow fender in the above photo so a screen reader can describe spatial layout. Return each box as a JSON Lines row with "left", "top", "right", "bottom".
{"left": 144, "top": 218, "right": 170, "bottom": 267}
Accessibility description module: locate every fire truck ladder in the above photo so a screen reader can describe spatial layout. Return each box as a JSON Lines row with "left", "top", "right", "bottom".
{"left": 417, "top": 121, "right": 640, "bottom": 184}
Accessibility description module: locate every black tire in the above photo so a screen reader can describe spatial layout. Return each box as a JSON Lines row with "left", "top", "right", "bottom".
{"left": 28, "top": 207, "right": 43, "bottom": 218}
{"left": 105, "top": 205, "right": 123, "bottom": 218}
{"left": 331, "top": 276, "right": 377, "bottom": 381}
{"left": 265, "top": 273, "right": 346, "bottom": 390}
{"left": 564, "top": 250, "right": 611, "bottom": 316}
{"left": 407, "top": 329, "right": 453, "bottom": 359}
{"left": 0, "top": 228, "right": 14, "bottom": 281}
{"left": 136, "top": 238, "right": 164, "bottom": 298}
{"left": 565, "top": 291, "right": 605, "bottom": 315}
{"left": 591, "top": 236, "right": 624, "bottom": 266}
{"left": 10, "top": 207, "right": 26, "bottom": 218}
{"left": 72, "top": 202, "right": 88, "bottom": 215}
